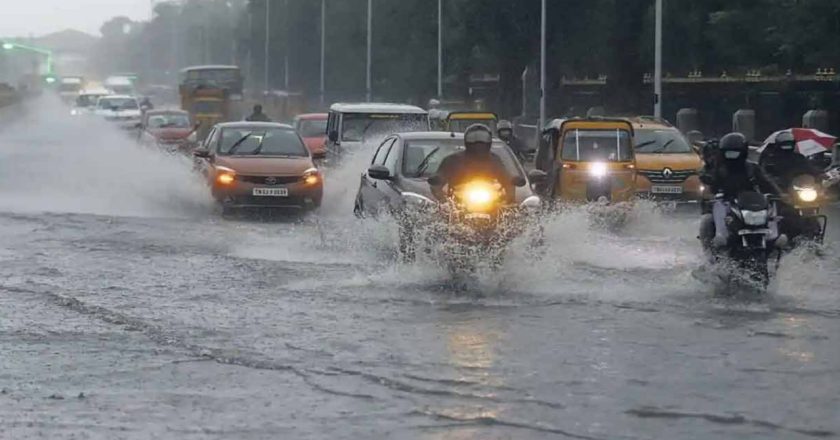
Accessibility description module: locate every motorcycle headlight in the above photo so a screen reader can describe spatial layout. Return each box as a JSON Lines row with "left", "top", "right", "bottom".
{"left": 795, "top": 186, "right": 818, "bottom": 203}
{"left": 519, "top": 195, "right": 541, "bottom": 210}
{"left": 460, "top": 181, "right": 500, "bottom": 212}
{"left": 589, "top": 162, "right": 608, "bottom": 178}
{"left": 741, "top": 209, "right": 768, "bottom": 226}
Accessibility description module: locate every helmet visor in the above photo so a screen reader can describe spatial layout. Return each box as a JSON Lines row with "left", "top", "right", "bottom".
{"left": 723, "top": 150, "right": 743, "bottom": 160}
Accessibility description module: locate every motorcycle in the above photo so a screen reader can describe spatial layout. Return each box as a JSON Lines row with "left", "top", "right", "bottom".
{"left": 780, "top": 174, "right": 828, "bottom": 245}
{"left": 705, "top": 191, "right": 785, "bottom": 289}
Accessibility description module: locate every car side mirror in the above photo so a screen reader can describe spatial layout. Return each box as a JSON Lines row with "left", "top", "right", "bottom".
{"left": 527, "top": 169, "right": 548, "bottom": 184}
{"left": 193, "top": 122, "right": 201, "bottom": 130}
{"left": 367, "top": 165, "right": 392, "bottom": 180}
{"left": 193, "top": 148, "right": 211, "bottom": 158}
{"left": 328, "top": 130, "right": 339, "bottom": 142}
{"left": 512, "top": 176, "right": 528, "bottom": 187}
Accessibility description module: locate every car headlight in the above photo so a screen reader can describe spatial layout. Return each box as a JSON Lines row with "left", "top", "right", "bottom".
{"left": 402, "top": 192, "right": 435, "bottom": 206}
{"left": 215, "top": 166, "right": 236, "bottom": 185}
{"left": 589, "top": 162, "right": 608, "bottom": 178}
{"left": 70, "top": 109, "right": 78, "bottom": 116}
{"left": 741, "top": 209, "right": 768, "bottom": 226}
{"left": 302, "top": 167, "right": 321, "bottom": 185}
{"left": 187, "top": 131, "right": 197, "bottom": 143}
{"left": 795, "top": 186, "right": 818, "bottom": 203}
{"left": 519, "top": 195, "right": 541, "bottom": 210}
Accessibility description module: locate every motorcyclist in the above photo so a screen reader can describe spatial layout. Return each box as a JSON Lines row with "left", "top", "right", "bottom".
{"left": 431, "top": 124, "right": 515, "bottom": 203}
{"left": 497, "top": 120, "right": 532, "bottom": 162}
{"left": 759, "top": 131, "right": 825, "bottom": 190}
{"left": 699, "top": 132, "right": 784, "bottom": 248}
{"left": 245, "top": 104, "right": 271, "bottom": 122}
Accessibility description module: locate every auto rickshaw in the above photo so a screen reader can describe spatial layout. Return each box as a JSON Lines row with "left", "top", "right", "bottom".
{"left": 429, "top": 109, "right": 498, "bottom": 133}
{"left": 537, "top": 118, "right": 637, "bottom": 203}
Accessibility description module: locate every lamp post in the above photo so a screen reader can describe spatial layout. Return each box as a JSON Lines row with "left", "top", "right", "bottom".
{"left": 264, "top": 0, "right": 270, "bottom": 93}
{"left": 437, "top": 0, "right": 443, "bottom": 99}
{"left": 365, "top": 0, "right": 372, "bottom": 102}
{"left": 539, "top": 0, "right": 546, "bottom": 131}
{"left": 2, "top": 42, "right": 53, "bottom": 75}
{"left": 654, "top": 0, "right": 663, "bottom": 118}
{"left": 320, "top": 0, "right": 326, "bottom": 105}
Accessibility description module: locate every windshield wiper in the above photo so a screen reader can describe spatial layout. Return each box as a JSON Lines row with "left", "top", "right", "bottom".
{"left": 227, "top": 133, "right": 253, "bottom": 155}
{"left": 414, "top": 147, "right": 441, "bottom": 177}
{"left": 250, "top": 136, "right": 267, "bottom": 156}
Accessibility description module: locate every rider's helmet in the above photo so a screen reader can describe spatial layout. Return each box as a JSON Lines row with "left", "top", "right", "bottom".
{"left": 775, "top": 130, "right": 796, "bottom": 152}
{"left": 497, "top": 120, "right": 513, "bottom": 140}
{"left": 719, "top": 132, "right": 749, "bottom": 163}
{"left": 464, "top": 124, "right": 493, "bottom": 155}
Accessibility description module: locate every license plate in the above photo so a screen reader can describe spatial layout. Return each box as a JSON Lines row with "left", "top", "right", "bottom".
{"left": 651, "top": 185, "right": 683, "bottom": 194}
{"left": 253, "top": 187, "right": 288, "bottom": 197}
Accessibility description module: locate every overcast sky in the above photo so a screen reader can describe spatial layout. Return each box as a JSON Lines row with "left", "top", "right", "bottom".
{"left": 1, "top": 0, "right": 151, "bottom": 38}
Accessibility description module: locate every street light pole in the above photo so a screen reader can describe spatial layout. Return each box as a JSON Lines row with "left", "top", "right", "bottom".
{"left": 654, "top": 0, "right": 663, "bottom": 118}
{"left": 539, "top": 0, "right": 546, "bottom": 131}
{"left": 320, "top": 0, "right": 326, "bottom": 105}
{"left": 437, "top": 0, "right": 443, "bottom": 99}
{"left": 366, "top": 0, "right": 372, "bottom": 102}
{"left": 264, "top": 0, "right": 270, "bottom": 94}
{"left": 2, "top": 42, "right": 53, "bottom": 75}
{"left": 283, "top": 0, "right": 289, "bottom": 91}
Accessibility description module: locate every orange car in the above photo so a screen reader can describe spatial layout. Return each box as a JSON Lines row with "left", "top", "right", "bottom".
{"left": 627, "top": 117, "right": 704, "bottom": 203}
{"left": 293, "top": 113, "right": 328, "bottom": 158}
{"left": 193, "top": 122, "right": 323, "bottom": 213}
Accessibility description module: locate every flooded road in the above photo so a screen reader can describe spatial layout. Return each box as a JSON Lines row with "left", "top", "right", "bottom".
{"left": 1, "top": 98, "right": 839, "bottom": 439}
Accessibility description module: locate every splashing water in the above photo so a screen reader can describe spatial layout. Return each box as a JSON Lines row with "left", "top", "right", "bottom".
{"left": 0, "top": 96, "right": 213, "bottom": 218}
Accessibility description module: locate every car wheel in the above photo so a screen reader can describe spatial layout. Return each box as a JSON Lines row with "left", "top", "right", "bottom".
{"left": 353, "top": 194, "right": 366, "bottom": 219}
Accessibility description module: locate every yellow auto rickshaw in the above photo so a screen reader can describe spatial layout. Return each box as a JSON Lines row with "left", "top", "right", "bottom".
{"left": 537, "top": 118, "right": 637, "bottom": 203}
{"left": 429, "top": 109, "right": 498, "bottom": 133}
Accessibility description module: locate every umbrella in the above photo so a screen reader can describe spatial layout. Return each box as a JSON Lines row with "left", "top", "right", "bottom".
{"left": 756, "top": 128, "right": 836, "bottom": 157}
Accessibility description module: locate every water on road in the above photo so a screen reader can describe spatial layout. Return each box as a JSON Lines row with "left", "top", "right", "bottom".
{"left": 1, "top": 98, "right": 839, "bottom": 439}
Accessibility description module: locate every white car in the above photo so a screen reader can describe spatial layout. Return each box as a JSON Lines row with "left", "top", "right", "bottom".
{"left": 94, "top": 95, "right": 142, "bottom": 129}
{"left": 71, "top": 88, "right": 110, "bottom": 116}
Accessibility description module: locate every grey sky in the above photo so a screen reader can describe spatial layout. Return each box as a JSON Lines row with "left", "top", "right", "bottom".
{"left": 1, "top": 0, "right": 151, "bottom": 38}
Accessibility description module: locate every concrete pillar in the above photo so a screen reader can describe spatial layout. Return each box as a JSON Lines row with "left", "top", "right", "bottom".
{"left": 803, "top": 110, "right": 830, "bottom": 133}
{"left": 733, "top": 109, "right": 756, "bottom": 143}
{"left": 675, "top": 108, "right": 700, "bottom": 134}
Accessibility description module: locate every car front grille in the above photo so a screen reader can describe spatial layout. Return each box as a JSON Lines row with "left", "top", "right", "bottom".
{"left": 638, "top": 169, "right": 696, "bottom": 184}
{"left": 237, "top": 175, "right": 302, "bottom": 185}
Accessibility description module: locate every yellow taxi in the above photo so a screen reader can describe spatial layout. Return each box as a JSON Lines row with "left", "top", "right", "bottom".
{"left": 626, "top": 117, "right": 703, "bottom": 203}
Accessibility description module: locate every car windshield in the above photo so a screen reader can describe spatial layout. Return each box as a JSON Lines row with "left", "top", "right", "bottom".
{"left": 76, "top": 94, "right": 103, "bottom": 107}
{"left": 561, "top": 129, "right": 633, "bottom": 162}
{"left": 448, "top": 118, "right": 497, "bottom": 133}
{"left": 634, "top": 129, "right": 693, "bottom": 154}
{"left": 147, "top": 114, "right": 190, "bottom": 129}
{"left": 297, "top": 119, "right": 327, "bottom": 137}
{"left": 217, "top": 128, "right": 308, "bottom": 157}
{"left": 341, "top": 113, "right": 427, "bottom": 142}
{"left": 98, "top": 97, "right": 139, "bottom": 110}
{"left": 193, "top": 100, "right": 222, "bottom": 114}
{"left": 402, "top": 139, "right": 524, "bottom": 179}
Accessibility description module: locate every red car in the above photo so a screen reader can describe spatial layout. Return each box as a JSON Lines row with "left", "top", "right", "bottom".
{"left": 139, "top": 109, "right": 198, "bottom": 152}
{"left": 292, "top": 113, "right": 327, "bottom": 158}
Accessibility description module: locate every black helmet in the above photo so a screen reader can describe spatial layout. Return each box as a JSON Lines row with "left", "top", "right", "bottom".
{"left": 719, "top": 132, "right": 748, "bottom": 161}
{"left": 775, "top": 130, "right": 795, "bottom": 151}
{"left": 464, "top": 124, "right": 493, "bottom": 155}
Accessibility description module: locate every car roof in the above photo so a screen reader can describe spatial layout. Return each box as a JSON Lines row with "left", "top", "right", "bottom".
{"left": 98, "top": 95, "right": 136, "bottom": 100}
{"left": 146, "top": 109, "right": 188, "bottom": 115}
{"left": 295, "top": 113, "right": 328, "bottom": 120}
{"left": 215, "top": 121, "right": 295, "bottom": 130}
{"left": 394, "top": 131, "right": 507, "bottom": 144}
{"left": 180, "top": 65, "right": 239, "bottom": 73}
{"left": 329, "top": 102, "right": 427, "bottom": 114}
